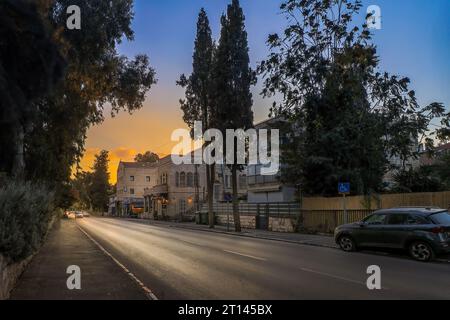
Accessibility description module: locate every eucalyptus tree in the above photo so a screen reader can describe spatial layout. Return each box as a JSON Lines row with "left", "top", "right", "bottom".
{"left": 24, "top": 0, "right": 156, "bottom": 206}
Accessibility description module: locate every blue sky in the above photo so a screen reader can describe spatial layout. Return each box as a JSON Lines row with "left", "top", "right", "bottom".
{"left": 117, "top": 0, "right": 450, "bottom": 120}
{"left": 84, "top": 0, "right": 450, "bottom": 172}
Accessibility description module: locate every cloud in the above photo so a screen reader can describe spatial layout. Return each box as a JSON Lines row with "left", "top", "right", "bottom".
{"left": 112, "top": 147, "right": 138, "bottom": 160}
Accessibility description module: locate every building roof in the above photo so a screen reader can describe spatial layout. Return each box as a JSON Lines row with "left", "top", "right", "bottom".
{"left": 120, "top": 161, "right": 158, "bottom": 169}
{"left": 254, "top": 116, "right": 287, "bottom": 129}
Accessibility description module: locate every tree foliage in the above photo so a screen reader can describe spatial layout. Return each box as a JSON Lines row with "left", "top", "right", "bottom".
{"left": 178, "top": 8, "right": 214, "bottom": 136}
{"left": 71, "top": 171, "right": 93, "bottom": 210}
{"left": 134, "top": 151, "right": 160, "bottom": 163}
{"left": 393, "top": 152, "right": 450, "bottom": 193}
{"left": 21, "top": 0, "right": 156, "bottom": 205}
{"left": 89, "top": 150, "right": 111, "bottom": 212}
{"left": 259, "top": 0, "right": 449, "bottom": 196}
{"left": 177, "top": 8, "right": 216, "bottom": 227}
{"left": 435, "top": 153, "right": 450, "bottom": 188}
{"left": 0, "top": 0, "right": 65, "bottom": 177}
{"left": 392, "top": 166, "right": 444, "bottom": 193}
{"left": 0, "top": 0, "right": 155, "bottom": 214}
{"left": 212, "top": 0, "right": 255, "bottom": 231}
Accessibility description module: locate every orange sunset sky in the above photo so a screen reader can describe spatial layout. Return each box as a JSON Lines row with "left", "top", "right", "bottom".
{"left": 78, "top": 85, "right": 271, "bottom": 184}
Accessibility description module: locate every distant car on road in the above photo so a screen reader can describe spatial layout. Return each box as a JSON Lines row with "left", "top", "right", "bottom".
{"left": 335, "top": 207, "right": 450, "bottom": 262}
{"left": 82, "top": 212, "right": 90, "bottom": 217}
{"left": 63, "top": 211, "right": 76, "bottom": 219}
{"left": 75, "top": 212, "right": 84, "bottom": 219}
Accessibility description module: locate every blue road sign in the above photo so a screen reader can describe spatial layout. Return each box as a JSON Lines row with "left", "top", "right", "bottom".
{"left": 338, "top": 183, "right": 350, "bottom": 194}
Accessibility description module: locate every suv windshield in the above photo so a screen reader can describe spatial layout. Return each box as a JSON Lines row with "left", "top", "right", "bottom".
{"left": 430, "top": 211, "right": 450, "bottom": 225}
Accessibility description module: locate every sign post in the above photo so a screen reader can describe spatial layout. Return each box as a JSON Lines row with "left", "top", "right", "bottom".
{"left": 224, "top": 193, "right": 232, "bottom": 232}
{"left": 338, "top": 183, "right": 351, "bottom": 224}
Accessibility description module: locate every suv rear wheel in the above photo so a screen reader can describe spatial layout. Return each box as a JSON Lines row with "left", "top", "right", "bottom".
{"left": 338, "top": 235, "right": 357, "bottom": 252}
{"left": 409, "top": 241, "right": 435, "bottom": 262}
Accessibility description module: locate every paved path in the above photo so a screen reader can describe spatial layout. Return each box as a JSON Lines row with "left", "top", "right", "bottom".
{"left": 10, "top": 219, "right": 148, "bottom": 300}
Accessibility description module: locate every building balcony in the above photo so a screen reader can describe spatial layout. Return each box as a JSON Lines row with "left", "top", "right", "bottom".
{"left": 248, "top": 174, "right": 280, "bottom": 185}
{"left": 145, "top": 184, "right": 168, "bottom": 196}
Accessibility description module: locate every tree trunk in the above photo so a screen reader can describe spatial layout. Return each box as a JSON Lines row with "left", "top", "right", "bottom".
{"left": 12, "top": 124, "right": 25, "bottom": 179}
{"left": 207, "top": 163, "right": 215, "bottom": 228}
{"left": 231, "top": 164, "right": 241, "bottom": 232}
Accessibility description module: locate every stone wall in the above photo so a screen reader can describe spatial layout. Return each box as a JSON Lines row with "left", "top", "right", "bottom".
{"left": 0, "top": 214, "right": 57, "bottom": 300}
{"left": 216, "top": 214, "right": 298, "bottom": 232}
{"left": 0, "top": 255, "right": 33, "bottom": 300}
{"left": 269, "top": 216, "right": 296, "bottom": 233}
{"left": 216, "top": 214, "right": 256, "bottom": 229}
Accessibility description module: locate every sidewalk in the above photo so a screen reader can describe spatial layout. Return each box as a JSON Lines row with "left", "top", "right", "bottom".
{"left": 126, "top": 218, "right": 338, "bottom": 249}
{"left": 10, "top": 219, "right": 148, "bottom": 300}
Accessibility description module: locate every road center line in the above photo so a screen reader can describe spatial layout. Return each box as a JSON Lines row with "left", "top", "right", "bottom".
{"left": 299, "top": 267, "right": 367, "bottom": 287}
{"left": 77, "top": 222, "right": 159, "bottom": 300}
{"left": 223, "top": 250, "right": 267, "bottom": 261}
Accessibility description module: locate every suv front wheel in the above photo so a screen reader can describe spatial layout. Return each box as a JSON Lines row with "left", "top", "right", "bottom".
{"left": 338, "top": 235, "right": 357, "bottom": 252}
{"left": 409, "top": 241, "right": 435, "bottom": 262}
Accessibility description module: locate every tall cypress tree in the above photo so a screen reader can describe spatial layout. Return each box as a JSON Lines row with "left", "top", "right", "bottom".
{"left": 89, "top": 150, "right": 111, "bottom": 212}
{"left": 212, "top": 0, "right": 255, "bottom": 232}
{"left": 178, "top": 8, "right": 216, "bottom": 227}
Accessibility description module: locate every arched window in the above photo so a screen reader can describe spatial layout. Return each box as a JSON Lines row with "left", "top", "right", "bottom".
{"left": 187, "top": 172, "right": 193, "bottom": 187}
{"left": 180, "top": 172, "right": 186, "bottom": 188}
{"left": 175, "top": 172, "right": 180, "bottom": 187}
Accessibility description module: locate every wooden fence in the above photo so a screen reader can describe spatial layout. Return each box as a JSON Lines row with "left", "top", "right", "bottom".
{"left": 199, "top": 191, "right": 450, "bottom": 234}
{"left": 300, "top": 209, "right": 374, "bottom": 234}
{"left": 302, "top": 191, "right": 450, "bottom": 210}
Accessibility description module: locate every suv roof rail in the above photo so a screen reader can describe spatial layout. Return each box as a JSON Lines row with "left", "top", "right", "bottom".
{"left": 393, "top": 206, "right": 441, "bottom": 210}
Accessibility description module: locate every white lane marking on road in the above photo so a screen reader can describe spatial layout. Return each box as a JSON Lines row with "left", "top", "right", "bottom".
{"left": 223, "top": 250, "right": 267, "bottom": 261}
{"left": 77, "top": 223, "right": 158, "bottom": 300}
{"left": 178, "top": 239, "right": 207, "bottom": 247}
{"left": 299, "top": 267, "right": 390, "bottom": 290}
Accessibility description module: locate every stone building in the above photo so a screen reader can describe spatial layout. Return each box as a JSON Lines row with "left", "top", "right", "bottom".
{"left": 247, "top": 117, "right": 297, "bottom": 203}
{"left": 115, "top": 161, "right": 158, "bottom": 215}
{"left": 143, "top": 154, "right": 248, "bottom": 220}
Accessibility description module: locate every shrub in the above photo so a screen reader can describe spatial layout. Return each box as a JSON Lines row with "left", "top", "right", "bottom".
{"left": 0, "top": 180, "right": 55, "bottom": 262}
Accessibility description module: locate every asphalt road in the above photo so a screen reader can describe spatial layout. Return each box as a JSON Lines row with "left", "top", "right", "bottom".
{"left": 77, "top": 217, "right": 450, "bottom": 300}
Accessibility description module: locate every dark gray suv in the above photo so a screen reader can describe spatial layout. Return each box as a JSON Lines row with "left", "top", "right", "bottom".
{"left": 334, "top": 207, "right": 450, "bottom": 261}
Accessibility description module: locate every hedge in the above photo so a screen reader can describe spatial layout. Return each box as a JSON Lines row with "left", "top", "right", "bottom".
{"left": 0, "top": 180, "right": 56, "bottom": 262}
